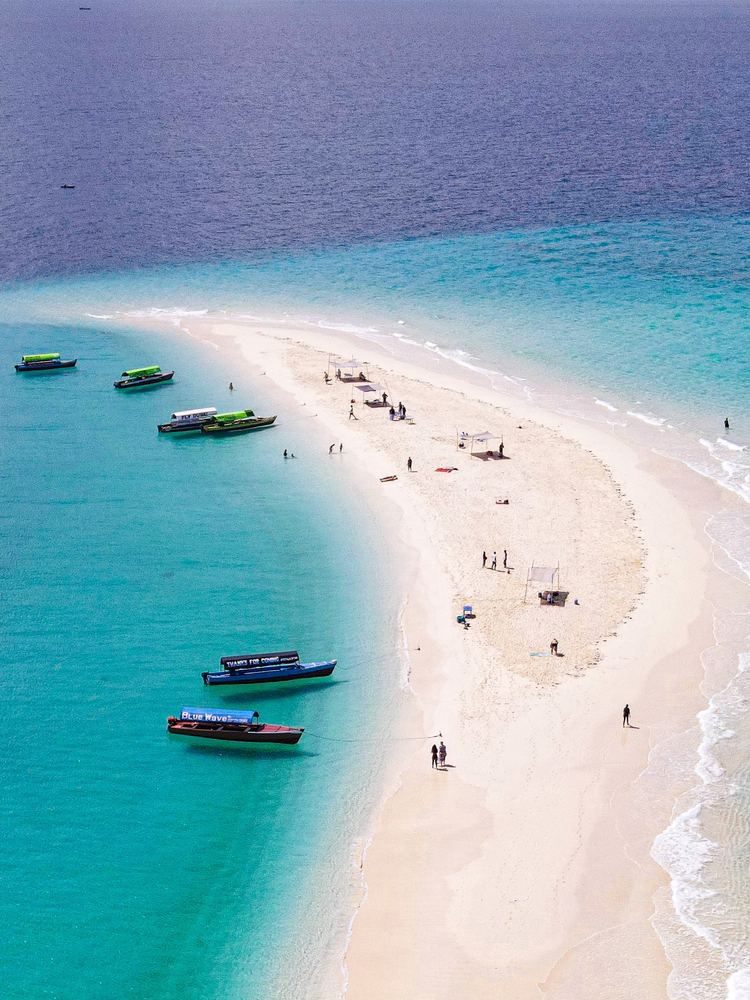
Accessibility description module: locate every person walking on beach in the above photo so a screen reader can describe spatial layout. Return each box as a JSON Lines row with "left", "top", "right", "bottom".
{"left": 438, "top": 741, "right": 447, "bottom": 767}
{"left": 407, "top": 457, "right": 412, "bottom": 472}
{"left": 623, "top": 704, "right": 631, "bottom": 727}
{"left": 491, "top": 551, "right": 497, "bottom": 570}
{"left": 349, "top": 405, "right": 357, "bottom": 420}
{"left": 339, "top": 443, "right": 343, "bottom": 453}
{"left": 482, "top": 551, "right": 487, "bottom": 568}
{"left": 550, "top": 638, "right": 558, "bottom": 656}
{"left": 229, "top": 382, "right": 234, "bottom": 390}
{"left": 329, "top": 444, "right": 335, "bottom": 454}
{"left": 503, "top": 549, "right": 508, "bottom": 569}
{"left": 431, "top": 744, "right": 438, "bottom": 768}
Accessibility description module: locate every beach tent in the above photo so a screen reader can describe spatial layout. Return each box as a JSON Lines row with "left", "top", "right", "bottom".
{"left": 524, "top": 563, "right": 560, "bottom": 603}
{"left": 456, "top": 430, "right": 503, "bottom": 456}
{"left": 354, "top": 383, "right": 385, "bottom": 395}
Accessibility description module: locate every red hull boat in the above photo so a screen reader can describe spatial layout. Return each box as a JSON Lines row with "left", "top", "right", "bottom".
{"left": 167, "top": 707, "right": 303, "bottom": 745}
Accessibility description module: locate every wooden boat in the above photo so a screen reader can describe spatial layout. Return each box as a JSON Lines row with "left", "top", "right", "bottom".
{"left": 201, "top": 410, "right": 276, "bottom": 434}
{"left": 15, "top": 353, "right": 77, "bottom": 372}
{"left": 202, "top": 649, "right": 337, "bottom": 686}
{"left": 114, "top": 366, "right": 174, "bottom": 389}
{"left": 167, "top": 707, "right": 304, "bottom": 744}
{"left": 158, "top": 407, "right": 217, "bottom": 433}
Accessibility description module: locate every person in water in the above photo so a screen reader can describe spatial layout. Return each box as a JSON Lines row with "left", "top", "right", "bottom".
{"left": 431, "top": 744, "right": 438, "bottom": 768}
{"left": 229, "top": 382, "right": 234, "bottom": 390}
{"left": 623, "top": 704, "right": 631, "bottom": 727}
{"left": 725, "top": 417, "right": 730, "bottom": 430}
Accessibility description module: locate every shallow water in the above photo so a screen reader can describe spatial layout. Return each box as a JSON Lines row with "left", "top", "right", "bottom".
{"left": 0, "top": 319, "right": 403, "bottom": 999}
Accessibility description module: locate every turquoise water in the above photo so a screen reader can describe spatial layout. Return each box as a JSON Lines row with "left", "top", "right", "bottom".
{"left": 1, "top": 319, "right": 401, "bottom": 999}
{"left": 4, "top": 214, "right": 750, "bottom": 999}
{"left": 4, "top": 215, "right": 749, "bottom": 430}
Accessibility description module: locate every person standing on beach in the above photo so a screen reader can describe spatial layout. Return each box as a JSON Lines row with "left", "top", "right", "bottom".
{"left": 482, "top": 551, "right": 487, "bottom": 568}
{"left": 340, "top": 443, "right": 343, "bottom": 453}
{"left": 431, "top": 744, "right": 438, "bottom": 768}
{"left": 550, "top": 638, "right": 558, "bottom": 655}
{"left": 623, "top": 704, "right": 631, "bottom": 727}
{"left": 725, "top": 417, "right": 730, "bottom": 430}
{"left": 229, "top": 382, "right": 234, "bottom": 390}
{"left": 503, "top": 549, "right": 508, "bottom": 569}
{"left": 438, "top": 741, "right": 447, "bottom": 767}
{"left": 407, "top": 457, "right": 412, "bottom": 471}
{"left": 491, "top": 551, "right": 497, "bottom": 570}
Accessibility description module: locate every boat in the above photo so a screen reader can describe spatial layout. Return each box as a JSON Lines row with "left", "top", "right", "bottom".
{"left": 167, "top": 707, "right": 304, "bottom": 744}
{"left": 15, "top": 353, "right": 77, "bottom": 372}
{"left": 201, "top": 410, "right": 277, "bottom": 434}
{"left": 158, "top": 407, "right": 217, "bottom": 433}
{"left": 114, "top": 366, "right": 174, "bottom": 389}
{"left": 202, "top": 649, "right": 337, "bottom": 686}
{"left": 61, "top": 183, "right": 75, "bottom": 188}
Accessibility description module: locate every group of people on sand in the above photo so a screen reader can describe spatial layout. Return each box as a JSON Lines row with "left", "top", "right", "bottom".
{"left": 389, "top": 402, "right": 407, "bottom": 420}
{"left": 328, "top": 443, "right": 344, "bottom": 454}
{"left": 482, "top": 549, "right": 508, "bottom": 571}
{"left": 431, "top": 741, "right": 447, "bottom": 768}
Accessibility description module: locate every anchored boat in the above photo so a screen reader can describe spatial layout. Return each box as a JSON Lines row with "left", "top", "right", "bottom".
{"left": 201, "top": 410, "right": 277, "bottom": 434}
{"left": 114, "top": 366, "right": 174, "bottom": 389}
{"left": 202, "top": 649, "right": 337, "bottom": 686}
{"left": 15, "top": 353, "right": 77, "bottom": 372}
{"left": 167, "top": 707, "right": 304, "bottom": 744}
{"left": 158, "top": 407, "right": 217, "bottom": 433}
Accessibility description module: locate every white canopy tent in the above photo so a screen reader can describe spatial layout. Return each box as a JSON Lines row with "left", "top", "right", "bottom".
{"left": 524, "top": 563, "right": 560, "bottom": 603}
{"left": 457, "top": 429, "right": 503, "bottom": 456}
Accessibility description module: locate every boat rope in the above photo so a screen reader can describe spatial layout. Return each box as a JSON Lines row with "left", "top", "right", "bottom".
{"left": 304, "top": 732, "right": 441, "bottom": 743}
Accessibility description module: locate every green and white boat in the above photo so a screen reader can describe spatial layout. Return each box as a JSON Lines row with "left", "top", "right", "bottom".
{"left": 15, "top": 353, "right": 77, "bottom": 372}
{"left": 114, "top": 366, "right": 174, "bottom": 389}
{"left": 201, "top": 410, "right": 277, "bottom": 434}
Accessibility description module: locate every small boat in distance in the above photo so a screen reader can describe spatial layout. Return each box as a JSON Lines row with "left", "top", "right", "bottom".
{"left": 167, "top": 707, "right": 304, "bottom": 744}
{"left": 158, "top": 407, "right": 217, "bottom": 433}
{"left": 202, "top": 649, "right": 337, "bottom": 686}
{"left": 114, "top": 366, "right": 174, "bottom": 389}
{"left": 201, "top": 410, "right": 276, "bottom": 434}
{"left": 15, "top": 353, "right": 77, "bottom": 372}
{"left": 61, "top": 183, "right": 75, "bottom": 188}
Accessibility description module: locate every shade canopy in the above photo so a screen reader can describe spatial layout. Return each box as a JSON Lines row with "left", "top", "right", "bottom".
{"left": 528, "top": 566, "right": 557, "bottom": 584}
{"left": 355, "top": 383, "right": 385, "bottom": 393}
{"left": 180, "top": 707, "right": 259, "bottom": 724}
{"left": 459, "top": 430, "right": 500, "bottom": 441}
{"left": 336, "top": 360, "right": 360, "bottom": 368}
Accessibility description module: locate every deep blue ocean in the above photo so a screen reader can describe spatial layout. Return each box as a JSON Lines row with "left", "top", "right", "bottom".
{"left": 3, "top": 1, "right": 750, "bottom": 998}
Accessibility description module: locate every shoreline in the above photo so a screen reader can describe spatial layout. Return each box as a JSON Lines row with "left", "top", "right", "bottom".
{"left": 114, "top": 311, "right": 748, "bottom": 998}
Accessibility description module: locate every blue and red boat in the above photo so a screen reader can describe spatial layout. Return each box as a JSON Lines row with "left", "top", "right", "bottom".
{"left": 167, "top": 707, "right": 304, "bottom": 744}
{"left": 201, "top": 649, "right": 337, "bottom": 686}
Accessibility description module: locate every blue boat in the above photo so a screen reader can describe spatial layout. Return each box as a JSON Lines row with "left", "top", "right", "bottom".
{"left": 201, "top": 649, "right": 337, "bottom": 686}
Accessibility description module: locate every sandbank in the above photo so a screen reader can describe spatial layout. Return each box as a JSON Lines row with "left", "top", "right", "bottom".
{"left": 116, "top": 311, "right": 746, "bottom": 998}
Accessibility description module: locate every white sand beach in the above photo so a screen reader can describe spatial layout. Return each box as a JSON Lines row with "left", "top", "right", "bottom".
{"left": 123, "top": 312, "right": 746, "bottom": 998}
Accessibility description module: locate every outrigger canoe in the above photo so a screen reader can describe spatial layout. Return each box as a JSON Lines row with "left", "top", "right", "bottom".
{"left": 202, "top": 649, "right": 337, "bottom": 686}
{"left": 167, "top": 707, "right": 304, "bottom": 744}
{"left": 115, "top": 366, "right": 174, "bottom": 389}
{"left": 15, "top": 353, "right": 77, "bottom": 372}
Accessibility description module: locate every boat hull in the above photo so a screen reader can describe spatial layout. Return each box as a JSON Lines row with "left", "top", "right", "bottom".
{"left": 167, "top": 719, "right": 304, "bottom": 744}
{"left": 201, "top": 415, "right": 277, "bottom": 434}
{"left": 202, "top": 660, "right": 337, "bottom": 685}
{"left": 15, "top": 359, "right": 77, "bottom": 371}
{"left": 157, "top": 420, "right": 208, "bottom": 433}
{"left": 114, "top": 371, "right": 174, "bottom": 389}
